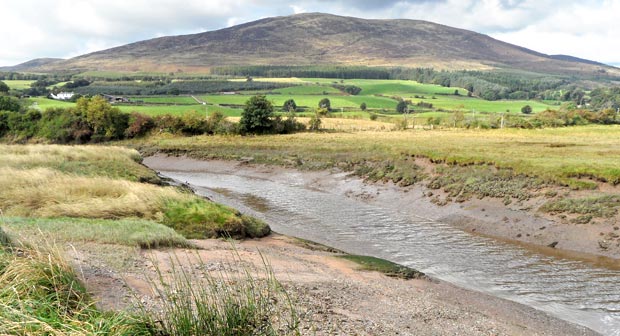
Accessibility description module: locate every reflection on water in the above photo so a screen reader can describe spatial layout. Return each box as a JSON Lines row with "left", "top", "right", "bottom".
{"left": 160, "top": 170, "right": 620, "bottom": 335}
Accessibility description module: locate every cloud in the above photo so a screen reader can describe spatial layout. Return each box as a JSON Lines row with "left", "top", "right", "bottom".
{"left": 0, "top": 0, "right": 618, "bottom": 66}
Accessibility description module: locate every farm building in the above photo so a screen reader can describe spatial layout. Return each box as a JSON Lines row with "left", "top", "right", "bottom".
{"left": 50, "top": 92, "right": 75, "bottom": 100}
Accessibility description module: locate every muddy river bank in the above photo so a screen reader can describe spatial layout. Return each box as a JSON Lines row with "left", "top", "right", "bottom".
{"left": 144, "top": 155, "right": 620, "bottom": 335}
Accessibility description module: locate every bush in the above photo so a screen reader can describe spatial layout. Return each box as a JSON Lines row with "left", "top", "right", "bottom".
{"left": 125, "top": 112, "right": 156, "bottom": 138}
{"left": 37, "top": 107, "right": 89, "bottom": 143}
{"left": 0, "top": 96, "right": 20, "bottom": 112}
{"left": 154, "top": 115, "right": 185, "bottom": 134}
{"left": 308, "top": 114, "right": 322, "bottom": 131}
{"left": 282, "top": 99, "right": 297, "bottom": 112}
{"left": 318, "top": 98, "right": 331, "bottom": 111}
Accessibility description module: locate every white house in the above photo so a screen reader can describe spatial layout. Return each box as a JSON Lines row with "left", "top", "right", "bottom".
{"left": 50, "top": 92, "right": 75, "bottom": 100}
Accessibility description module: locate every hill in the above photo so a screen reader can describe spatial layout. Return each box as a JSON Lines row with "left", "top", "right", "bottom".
{"left": 20, "top": 13, "right": 620, "bottom": 76}
{"left": 0, "top": 58, "right": 64, "bottom": 72}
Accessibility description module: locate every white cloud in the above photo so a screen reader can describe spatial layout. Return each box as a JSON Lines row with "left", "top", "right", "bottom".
{"left": 0, "top": 0, "right": 618, "bottom": 66}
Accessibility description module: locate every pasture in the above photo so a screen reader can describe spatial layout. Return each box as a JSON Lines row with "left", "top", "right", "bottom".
{"left": 3, "top": 80, "right": 34, "bottom": 90}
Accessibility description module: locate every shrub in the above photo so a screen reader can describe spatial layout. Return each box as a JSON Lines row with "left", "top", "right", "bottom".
{"left": 308, "top": 114, "right": 322, "bottom": 131}
{"left": 318, "top": 98, "right": 331, "bottom": 111}
{"left": 0, "top": 96, "right": 20, "bottom": 112}
{"left": 282, "top": 99, "right": 297, "bottom": 112}
{"left": 521, "top": 105, "right": 533, "bottom": 114}
{"left": 125, "top": 112, "right": 156, "bottom": 138}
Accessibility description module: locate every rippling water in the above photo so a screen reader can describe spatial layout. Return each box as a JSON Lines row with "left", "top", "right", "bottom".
{"left": 160, "top": 169, "right": 620, "bottom": 335}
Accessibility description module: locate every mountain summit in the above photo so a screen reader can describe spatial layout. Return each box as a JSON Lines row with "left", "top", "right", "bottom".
{"left": 30, "top": 13, "right": 617, "bottom": 75}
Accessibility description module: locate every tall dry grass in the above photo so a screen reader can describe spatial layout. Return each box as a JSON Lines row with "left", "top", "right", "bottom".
{"left": 0, "top": 144, "right": 159, "bottom": 183}
{"left": 0, "top": 144, "right": 270, "bottom": 239}
{"left": 0, "top": 167, "right": 184, "bottom": 219}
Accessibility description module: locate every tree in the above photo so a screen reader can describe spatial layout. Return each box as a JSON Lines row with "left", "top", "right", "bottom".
{"left": 318, "top": 98, "right": 331, "bottom": 111}
{"left": 76, "top": 96, "right": 128, "bottom": 141}
{"left": 396, "top": 100, "right": 408, "bottom": 114}
{"left": 360, "top": 102, "right": 367, "bottom": 111}
{"left": 521, "top": 105, "right": 533, "bottom": 114}
{"left": 0, "top": 81, "right": 9, "bottom": 93}
{"left": 240, "top": 95, "right": 274, "bottom": 134}
{"left": 282, "top": 99, "right": 297, "bottom": 112}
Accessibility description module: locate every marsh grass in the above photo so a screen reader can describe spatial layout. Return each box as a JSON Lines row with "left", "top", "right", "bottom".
{"left": 540, "top": 195, "right": 620, "bottom": 218}
{"left": 428, "top": 165, "right": 546, "bottom": 202}
{"left": 0, "top": 144, "right": 270, "bottom": 239}
{"left": 135, "top": 125, "right": 620, "bottom": 190}
{"left": 0, "top": 234, "right": 152, "bottom": 335}
{"left": 0, "top": 144, "right": 159, "bottom": 183}
{"left": 0, "top": 167, "right": 182, "bottom": 219}
{"left": 1, "top": 217, "right": 190, "bottom": 249}
{"left": 144, "top": 250, "right": 300, "bottom": 335}
{"left": 163, "top": 199, "right": 270, "bottom": 239}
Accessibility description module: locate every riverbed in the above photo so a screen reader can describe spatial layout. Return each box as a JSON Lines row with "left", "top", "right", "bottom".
{"left": 144, "top": 155, "right": 620, "bottom": 335}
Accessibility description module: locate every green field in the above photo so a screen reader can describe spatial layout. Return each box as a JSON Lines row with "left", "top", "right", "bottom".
{"left": 29, "top": 97, "right": 76, "bottom": 109}
{"left": 272, "top": 84, "right": 341, "bottom": 95}
{"left": 28, "top": 97, "right": 242, "bottom": 117}
{"left": 406, "top": 95, "right": 553, "bottom": 113}
{"left": 3, "top": 80, "right": 34, "bottom": 90}
{"left": 130, "top": 96, "right": 199, "bottom": 104}
{"left": 119, "top": 104, "right": 242, "bottom": 116}
{"left": 25, "top": 77, "right": 561, "bottom": 118}
{"left": 300, "top": 78, "right": 467, "bottom": 95}
{"left": 202, "top": 94, "right": 398, "bottom": 109}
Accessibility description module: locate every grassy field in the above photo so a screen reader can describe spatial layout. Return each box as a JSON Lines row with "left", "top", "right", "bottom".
{"left": 407, "top": 95, "right": 552, "bottom": 113}
{"left": 300, "top": 78, "right": 467, "bottom": 95}
{"left": 3, "top": 80, "right": 34, "bottom": 90}
{"left": 131, "top": 96, "right": 199, "bottom": 104}
{"left": 136, "top": 125, "right": 620, "bottom": 189}
{"left": 28, "top": 97, "right": 244, "bottom": 117}
{"left": 201, "top": 93, "right": 398, "bottom": 109}
{"left": 272, "top": 84, "right": 341, "bottom": 95}
{"left": 0, "top": 144, "right": 269, "bottom": 239}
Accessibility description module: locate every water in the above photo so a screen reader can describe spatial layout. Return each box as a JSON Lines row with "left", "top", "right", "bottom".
{"left": 160, "top": 169, "right": 620, "bottom": 335}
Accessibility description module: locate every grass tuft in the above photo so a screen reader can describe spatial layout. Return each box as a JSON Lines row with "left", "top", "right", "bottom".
{"left": 0, "top": 239, "right": 152, "bottom": 335}
{"left": 163, "top": 199, "right": 270, "bottom": 239}
{"left": 1, "top": 217, "right": 190, "bottom": 249}
{"left": 540, "top": 195, "right": 620, "bottom": 218}
{"left": 144, "top": 250, "right": 299, "bottom": 335}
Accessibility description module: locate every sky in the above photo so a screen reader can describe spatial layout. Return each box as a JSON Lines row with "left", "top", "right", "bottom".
{"left": 1, "top": 0, "right": 619, "bottom": 67}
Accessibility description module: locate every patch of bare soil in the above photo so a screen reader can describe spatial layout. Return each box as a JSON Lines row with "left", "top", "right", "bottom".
{"left": 68, "top": 235, "right": 596, "bottom": 335}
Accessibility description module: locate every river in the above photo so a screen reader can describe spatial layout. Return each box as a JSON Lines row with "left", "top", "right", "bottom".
{"left": 152, "top": 162, "right": 620, "bottom": 335}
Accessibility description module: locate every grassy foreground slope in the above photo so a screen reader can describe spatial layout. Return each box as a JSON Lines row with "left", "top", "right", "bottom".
{"left": 0, "top": 145, "right": 269, "bottom": 239}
